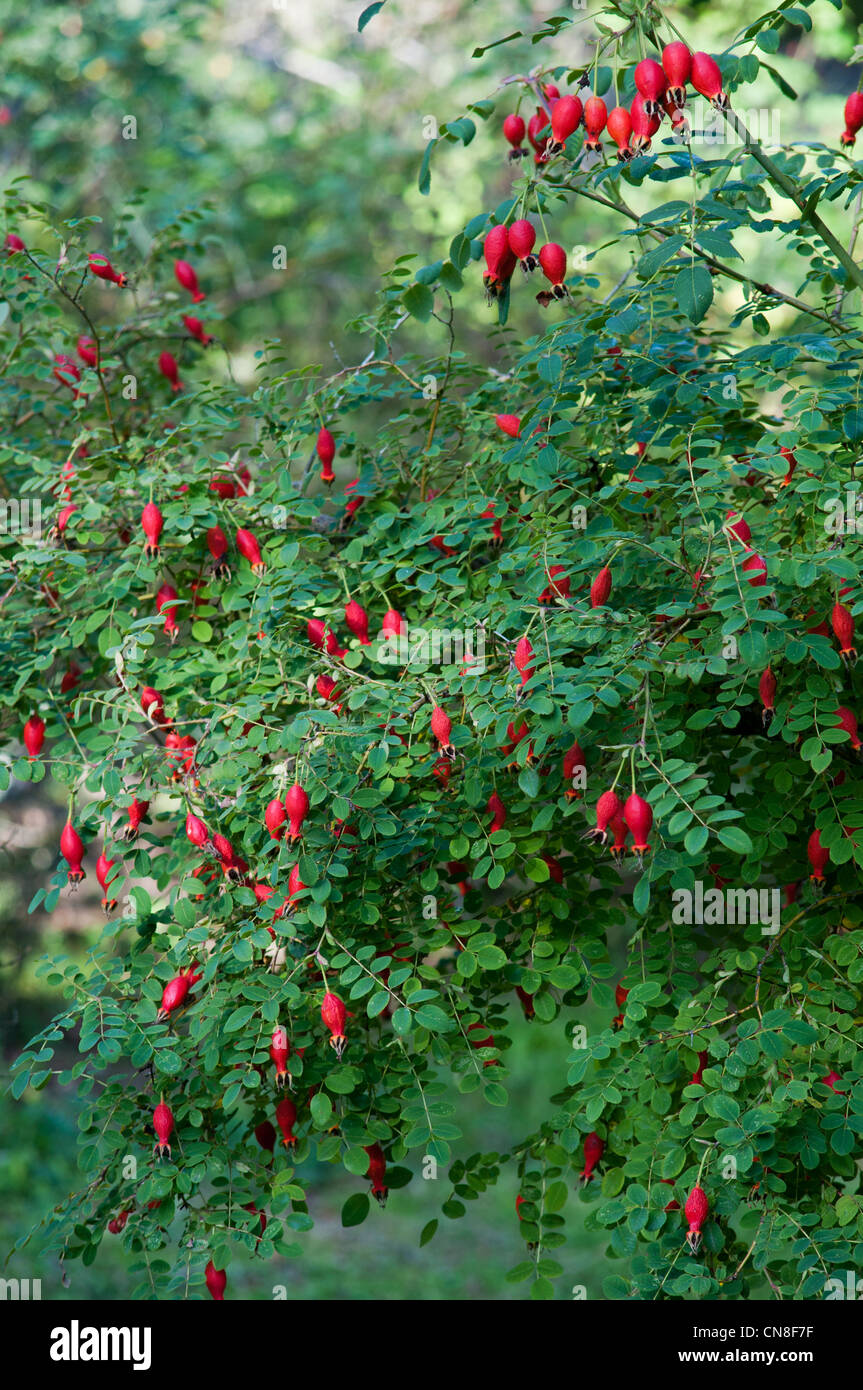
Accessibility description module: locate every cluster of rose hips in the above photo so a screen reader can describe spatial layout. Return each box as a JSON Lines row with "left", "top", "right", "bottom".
{"left": 4, "top": 237, "right": 213, "bottom": 394}
{"left": 502, "top": 43, "right": 727, "bottom": 172}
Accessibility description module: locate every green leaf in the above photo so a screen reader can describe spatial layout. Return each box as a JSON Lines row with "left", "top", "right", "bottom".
{"left": 358, "top": 2, "right": 385, "bottom": 30}
{"left": 417, "top": 139, "right": 437, "bottom": 196}
{"left": 404, "top": 283, "right": 434, "bottom": 320}
{"left": 341, "top": 1193, "right": 370, "bottom": 1227}
{"left": 717, "top": 826, "right": 753, "bottom": 855}
{"left": 674, "top": 263, "right": 714, "bottom": 324}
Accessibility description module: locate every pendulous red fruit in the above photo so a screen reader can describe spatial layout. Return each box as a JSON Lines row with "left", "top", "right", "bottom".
{"left": 690, "top": 1051, "right": 708, "bottom": 1086}
{"left": 431, "top": 704, "right": 454, "bottom": 755}
{"left": 140, "top": 685, "right": 166, "bottom": 723}
{"left": 206, "top": 525, "right": 230, "bottom": 578}
{"left": 630, "top": 94, "right": 661, "bottom": 152}
{"left": 634, "top": 57, "right": 667, "bottom": 115}
{"left": 255, "top": 1120, "right": 277, "bottom": 1153}
{"left": 53, "top": 354, "right": 81, "bottom": 393}
{"left": 495, "top": 413, "right": 522, "bottom": 438}
{"left": 275, "top": 1096, "right": 298, "bottom": 1146}
{"left": 285, "top": 782, "right": 310, "bottom": 840}
{"left": 236, "top": 527, "right": 265, "bottom": 574}
{"left": 321, "top": 992, "right": 347, "bottom": 1058}
{"left": 88, "top": 252, "right": 127, "bottom": 287}
{"left": 157, "top": 964, "right": 202, "bottom": 1020}
{"left": 265, "top": 798, "right": 286, "bottom": 840}
{"left": 345, "top": 599, "right": 371, "bottom": 645}
{"left": 60, "top": 821, "right": 86, "bottom": 884}
{"left": 841, "top": 91, "right": 863, "bottom": 146}
{"left": 758, "top": 668, "right": 776, "bottom": 723}
{"left": 76, "top": 335, "right": 98, "bottom": 367}
{"left": 684, "top": 1185, "right": 709, "bottom": 1251}
{"left": 96, "top": 852, "right": 119, "bottom": 912}
{"left": 609, "top": 813, "right": 629, "bottom": 858}
{"left": 831, "top": 602, "right": 855, "bottom": 657}
{"left": 156, "top": 583, "right": 179, "bottom": 640}
{"left": 269, "top": 1026, "right": 290, "bottom": 1085}
{"left": 483, "top": 224, "right": 517, "bottom": 297}
{"left": 623, "top": 792, "right": 653, "bottom": 854}
{"left": 662, "top": 41, "right": 692, "bottom": 106}
{"left": 536, "top": 243, "right": 567, "bottom": 303}
{"left": 158, "top": 351, "right": 183, "bottom": 391}
{"left": 382, "top": 608, "right": 406, "bottom": 639}
{"left": 606, "top": 106, "right": 633, "bottom": 160}
{"left": 834, "top": 706, "right": 861, "bottom": 750}
{"left": 742, "top": 552, "right": 767, "bottom": 587}
{"left": 365, "top": 1143, "right": 388, "bottom": 1205}
{"left": 546, "top": 93, "right": 582, "bottom": 155}
{"left": 487, "top": 791, "right": 507, "bottom": 831}
{"left": 807, "top": 829, "right": 829, "bottom": 882}
{"left": 185, "top": 812, "right": 209, "bottom": 848}
{"left": 307, "top": 619, "right": 347, "bottom": 659}
{"left": 563, "top": 739, "right": 586, "bottom": 799}
{"left": 503, "top": 113, "right": 526, "bottom": 158}
{"left": 583, "top": 95, "right": 607, "bottom": 150}
{"left": 23, "top": 714, "right": 45, "bottom": 758}
{"left": 139, "top": 503, "right": 164, "bottom": 560}
{"left": 725, "top": 509, "right": 751, "bottom": 545}
{"left": 507, "top": 218, "right": 537, "bottom": 271}
{"left": 691, "top": 52, "right": 727, "bottom": 108}
{"left": 593, "top": 789, "right": 621, "bottom": 841}
{"left": 514, "top": 636, "right": 535, "bottom": 686}
{"left": 581, "top": 1131, "right": 604, "bottom": 1182}
{"left": 175, "top": 259, "right": 205, "bottom": 302}
{"left": 183, "top": 314, "right": 213, "bottom": 345}
{"left": 205, "top": 1260, "right": 226, "bottom": 1300}
{"left": 317, "top": 427, "right": 336, "bottom": 483}
{"left": 590, "top": 565, "right": 612, "bottom": 608}
{"left": 153, "top": 1101, "right": 173, "bottom": 1157}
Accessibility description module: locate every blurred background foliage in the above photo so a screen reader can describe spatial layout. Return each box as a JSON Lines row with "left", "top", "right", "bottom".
{"left": 1, "top": 0, "right": 861, "bottom": 1298}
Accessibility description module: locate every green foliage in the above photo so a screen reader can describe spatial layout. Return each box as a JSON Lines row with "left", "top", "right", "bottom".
{"left": 4, "top": 0, "right": 863, "bottom": 1301}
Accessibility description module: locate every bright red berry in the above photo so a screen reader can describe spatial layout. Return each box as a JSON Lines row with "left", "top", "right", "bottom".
{"left": 88, "top": 252, "right": 128, "bottom": 287}
{"left": 691, "top": 52, "right": 726, "bottom": 107}
{"left": 153, "top": 1101, "right": 173, "bottom": 1157}
{"left": 590, "top": 565, "right": 612, "bottom": 608}
{"left": 175, "top": 259, "right": 205, "bottom": 303}
{"left": 581, "top": 1131, "right": 604, "bottom": 1182}
{"left": 321, "top": 992, "right": 347, "bottom": 1058}
{"left": 23, "top": 714, "right": 46, "bottom": 758}
{"left": 345, "top": 599, "right": 371, "bottom": 645}
{"left": 831, "top": 602, "right": 855, "bottom": 657}
{"left": 684, "top": 1185, "right": 709, "bottom": 1250}
{"left": 842, "top": 91, "right": 863, "bottom": 145}
{"left": 236, "top": 527, "right": 265, "bottom": 574}
{"left": 205, "top": 1260, "right": 226, "bottom": 1300}
{"left": 503, "top": 113, "right": 526, "bottom": 158}
{"left": 583, "top": 96, "right": 607, "bottom": 150}
{"left": 634, "top": 57, "right": 667, "bottom": 115}
{"left": 662, "top": 41, "right": 692, "bottom": 106}
{"left": 507, "top": 219, "right": 537, "bottom": 270}
{"left": 623, "top": 792, "right": 653, "bottom": 854}
{"left": 158, "top": 351, "right": 183, "bottom": 392}
{"left": 285, "top": 783, "right": 310, "bottom": 839}
{"left": 60, "top": 821, "right": 86, "bottom": 884}
{"left": 607, "top": 106, "right": 633, "bottom": 160}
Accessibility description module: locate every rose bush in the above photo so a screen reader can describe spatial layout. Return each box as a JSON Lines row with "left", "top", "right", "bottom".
{"left": 6, "top": 0, "right": 863, "bottom": 1300}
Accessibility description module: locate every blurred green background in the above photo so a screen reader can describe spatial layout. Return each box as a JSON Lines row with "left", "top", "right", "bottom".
{"left": 1, "top": 0, "right": 861, "bottom": 1299}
